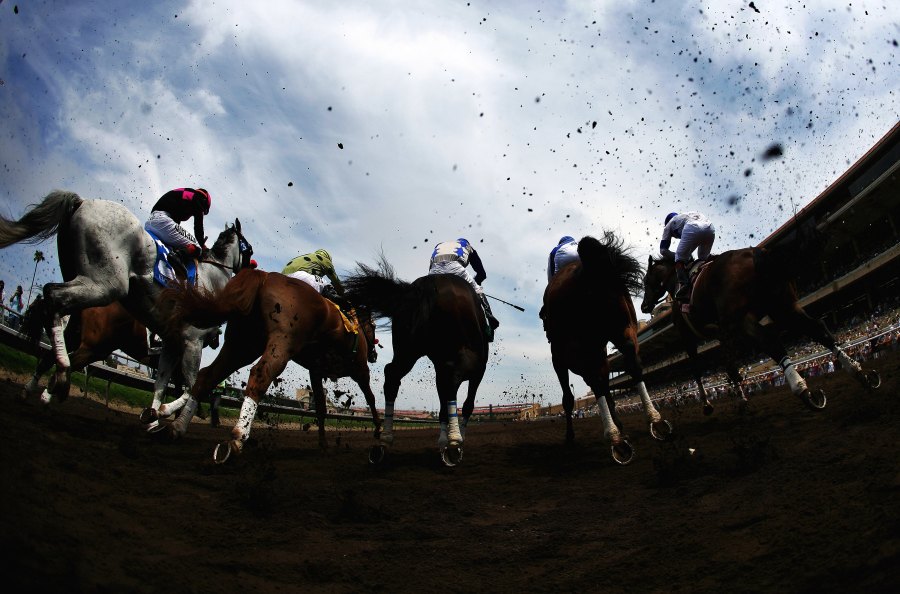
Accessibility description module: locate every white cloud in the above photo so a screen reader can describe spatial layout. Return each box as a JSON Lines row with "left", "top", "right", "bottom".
{"left": 0, "top": 0, "right": 896, "bottom": 409}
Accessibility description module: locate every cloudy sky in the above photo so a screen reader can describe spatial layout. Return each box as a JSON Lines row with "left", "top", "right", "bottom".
{"left": 1, "top": 0, "right": 897, "bottom": 411}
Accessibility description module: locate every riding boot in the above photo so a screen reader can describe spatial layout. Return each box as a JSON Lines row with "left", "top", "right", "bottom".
{"left": 674, "top": 261, "right": 691, "bottom": 300}
{"left": 167, "top": 249, "right": 189, "bottom": 278}
{"left": 480, "top": 294, "right": 500, "bottom": 330}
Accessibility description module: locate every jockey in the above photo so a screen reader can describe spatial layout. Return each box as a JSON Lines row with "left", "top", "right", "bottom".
{"left": 660, "top": 211, "right": 716, "bottom": 300}
{"left": 428, "top": 238, "right": 500, "bottom": 331}
{"left": 282, "top": 249, "right": 347, "bottom": 304}
{"left": 547, "top": 236, "right": 579, "bottom": 281}
{"left": 145, "top": 187, "right": 211, "bottom": 266}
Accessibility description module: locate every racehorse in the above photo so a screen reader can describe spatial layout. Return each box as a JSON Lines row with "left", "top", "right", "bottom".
{"left": 344, "top": 258, "right": 489, "bottom": 467}
{"left": 541, "top": 233, "right": 672, "bottom": 465}
{"left": 159, "top": 269, "right": 381, "bottom": 461}
{"left": 20, "top": 299, "right": 220, "bottom": 405}
{"left": 641, "top": 249, "right": 881, "bottom": 414}
{"left": 0, "top": 190, "right": 254, "bottom": 431}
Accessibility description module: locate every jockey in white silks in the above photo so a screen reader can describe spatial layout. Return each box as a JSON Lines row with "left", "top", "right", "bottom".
{"left": 547, "top": 236, "right": 580, "bottom": 281}
{"left": 428, "top": 238, "right": 500, "bottom": 331}
{"left": 659, "top": 211, "right": 716, "bottom": 300}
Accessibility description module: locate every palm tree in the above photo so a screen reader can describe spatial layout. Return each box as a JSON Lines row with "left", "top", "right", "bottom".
{"left": 28, "top": 250, "right": 44, "bottom": 304}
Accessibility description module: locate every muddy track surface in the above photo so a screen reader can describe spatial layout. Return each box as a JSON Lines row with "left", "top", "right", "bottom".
{"left": 1, "top": 352, "right": 898, "bottom": 593}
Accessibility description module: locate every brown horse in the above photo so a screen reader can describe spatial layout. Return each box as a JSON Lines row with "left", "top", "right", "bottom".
{"left": 542, "top": 233, "right": 672, "bottom": 465}
{"left": 640, "top": 249, "right": 880, "bottom": 414}
{"left": 160, "top": 269, "right": 381, "bottom": 462}
{"left": 20, "top": 298, "right": 221, "bottom": 405}
{"left": 344, "top": 258, "right": 489, "bottom": 467}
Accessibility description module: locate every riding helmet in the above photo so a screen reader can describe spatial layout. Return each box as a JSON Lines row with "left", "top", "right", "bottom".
{"left": 665, "top": 212, "right": 678, "bottom": 225}
{"left": 195, "top": 188, "right": 212, "bottom": 215}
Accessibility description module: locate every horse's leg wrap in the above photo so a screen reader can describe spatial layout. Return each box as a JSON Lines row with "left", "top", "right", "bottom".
{"left": 447, "top": 400, "right": 462, "bottom": 444}
{"left": 780, "top": 357, "right": 808, "bottom": 395}
{"left": 234, "top": 397, "right": 258, "bottom": 442}
{"left": 438, "top": 422, "right": 449, "bottom": 448}
{"left": 597, "top": 396, "right": 621, "bottom": 443}
{"left": 380, "top": 402, "right": 394, "bottom": 446}
{"left": 158, "top": 392, "right": 190, "bottom": 417}
{"left": 50, "top": 313, "right": 70, "bottom": 369}
{"left": 833, "top": 347, "right": 862, "bottom": 375}
{"left": 636, "top": 381, "right": 662, "bottom": 424}
{"left": 171, "top": 398, "right": 199, "bottom": 435}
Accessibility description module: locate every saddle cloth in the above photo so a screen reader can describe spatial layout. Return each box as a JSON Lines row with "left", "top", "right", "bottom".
{"left": 145, "top": 229, "right": 198, "bottom": 287}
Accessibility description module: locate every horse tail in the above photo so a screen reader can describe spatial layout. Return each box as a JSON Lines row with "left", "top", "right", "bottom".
{"left": 344, "top": 256, "right": 415, "bottom": 321}
{"left": 578, "top": 232, "right": 643, "bottom": 296}
{"left": 0, "top": 190, "right": 83, "bottom": 248}
{"left": 162, "top": 269, "right": 267, "bottom": 333}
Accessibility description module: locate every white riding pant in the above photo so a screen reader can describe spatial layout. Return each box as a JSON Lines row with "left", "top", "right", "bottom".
{"left": 145, "top": 211, "right": 198, "bottom": 250}
{"left": 675, "top": 222, "right": 715, "bottom": 263}
{"left": 428, "top": 261, "right": 483, "bottom": 295}
{"left": 553, "top": 243, "right": 580, "bottom": 276}
{"left": 287, "top": 270, "right": 328, "bottom": 293}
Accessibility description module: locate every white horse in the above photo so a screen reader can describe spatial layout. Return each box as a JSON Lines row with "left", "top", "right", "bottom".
{"left": 0, "top": 190, "right": 254, "bottom": 434}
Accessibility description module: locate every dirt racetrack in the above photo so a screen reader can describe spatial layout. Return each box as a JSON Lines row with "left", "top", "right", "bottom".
{"left": 1, "top": 352, "right": 898, "bottom": 594}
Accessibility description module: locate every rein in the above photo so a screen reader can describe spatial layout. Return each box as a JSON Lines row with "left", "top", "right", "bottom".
{"left": 199, "top": 259, "right": 240, "bottom": 274}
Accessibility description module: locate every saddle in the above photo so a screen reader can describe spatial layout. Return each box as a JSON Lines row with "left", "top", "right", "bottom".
{"left": 678, "top": 256, "right": 719, "bottom": 337}
{"left": 146, "top": 230, "right": 198, "bottom": 287}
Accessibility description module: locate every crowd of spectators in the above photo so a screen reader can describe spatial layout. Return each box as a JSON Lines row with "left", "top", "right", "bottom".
{"left": 614, "top": 302, "right": 900, "bottom": 415}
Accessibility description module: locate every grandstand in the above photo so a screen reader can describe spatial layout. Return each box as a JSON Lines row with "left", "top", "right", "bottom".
{"left": 608, "top": 121, "right": 900, "bottom": 393}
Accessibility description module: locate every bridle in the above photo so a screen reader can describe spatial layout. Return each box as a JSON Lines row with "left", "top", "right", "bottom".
{"left": 199, "top": 228, "right": 254, "bottom": 274}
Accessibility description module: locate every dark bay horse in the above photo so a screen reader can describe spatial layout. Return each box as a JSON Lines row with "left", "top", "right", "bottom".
{"left": 641, "top": 249, "right": 880, "bottom": 414}
{"left": 160, "top": 269, "right": 381, "bottom": 461}
{"left": 21, "top": 299, "right": 220, "bottom": 405}
{"left": 0, "top": 191, "right": 253, "bottom": 430}
{"left": 542, "top": 233, "right": 672, "bottom": 465}
{"left": 344, "top": 258, "right": 488, "bottom": 467}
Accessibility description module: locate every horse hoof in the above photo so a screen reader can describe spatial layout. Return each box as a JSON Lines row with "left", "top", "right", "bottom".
{"left": 367, "top": 445, "right": 387, "bottom": 465}
{"left": 610, "top": 440, "right": 635, "bottom": 465}
{"left": 800, "top": 389, "right": 827, "bottom": 410}
{"left": 139, "top": 408, "right": 159, "bottom": 425}
{"left": 650, "top": 419, "right": 674, "bottom": 441}
{"left": 863, "top": 370, "right": 881, "bottom": 390}
{"left": 440, "top": 444, "right": 463, "bottom": 467}
{"left": 702, "top": 403, "right": 714, "bottom": 416}
{"left": 213, "top": 441, "right": 238, "bottom": 464}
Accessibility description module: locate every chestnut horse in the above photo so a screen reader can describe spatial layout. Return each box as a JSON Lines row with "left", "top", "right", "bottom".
{"left": 161, "top": 269, "right": 381, "bottom": 462}
{"left": 542, "top": 233, "right": 672, "bottom": 465}
{"left": 20, "top": 298, "right": 220, "bottom": 405}
{"left": 641, "top": 248, "right": 881, "bottom": 414}
{"left": 344, "top": 258, "right": 488, "bottom": 467}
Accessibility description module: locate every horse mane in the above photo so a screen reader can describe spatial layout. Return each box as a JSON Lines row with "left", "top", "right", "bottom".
{"left": 577, "top": 232, "right": 643, "bottom": 296}
{"left": 208, "top": 226, "right": 237, "bottom": 261}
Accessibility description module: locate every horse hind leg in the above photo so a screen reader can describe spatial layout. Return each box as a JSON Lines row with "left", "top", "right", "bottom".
{"left": 380, "top": 356, "right": 417, "bottom": 449}
{"left": 23, "top": 352, "right": 56, "bottom": 401}
{"left": 779, "top": 305, "right": 878, "bottom": 390}
{"left": 44, "top": 276, "right": 124, "bottom": 368}
{"left": 551, "top": 356, "right": 576, "bottom": 443}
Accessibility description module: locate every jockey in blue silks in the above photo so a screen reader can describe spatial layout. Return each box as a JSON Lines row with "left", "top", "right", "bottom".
{"left": 547, "top": 236, "right": 579, "bottom": 281}
{"left": 659, "top": 211, "right": 716, "bottom": 300}
{"left": 428, "top": 238, "right": 499, "bottom": 331}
